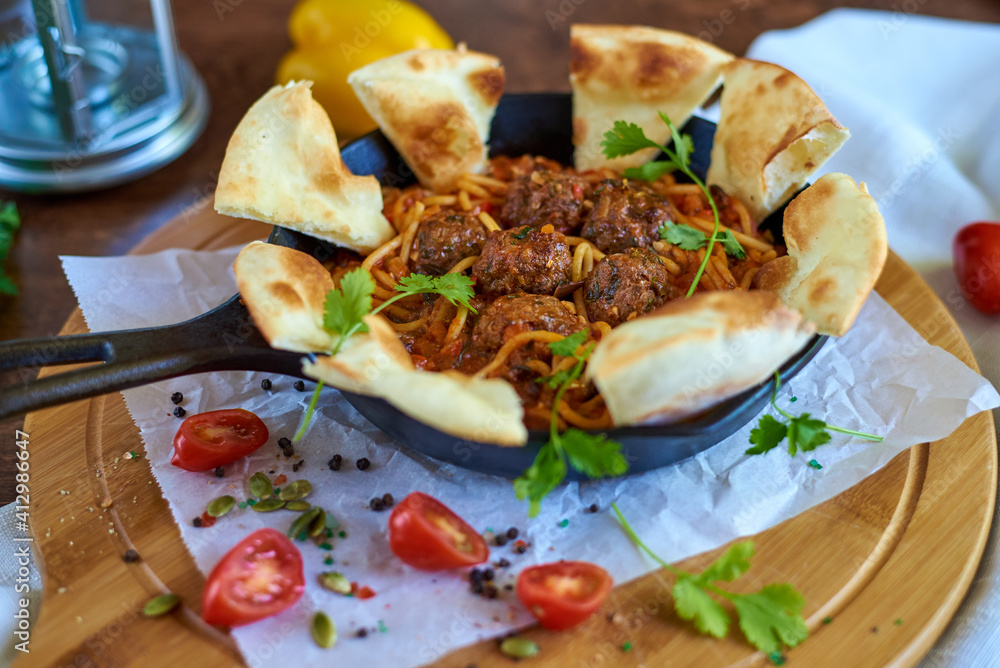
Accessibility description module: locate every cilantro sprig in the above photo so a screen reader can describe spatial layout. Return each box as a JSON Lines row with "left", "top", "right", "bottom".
{"left": 294, "top": 268, "right": 477, "bottom": 440}
{"left": 0, "top": 201, "right": 22, "bottom": 296}
{"left": 660, "top": 221, "right": 745, "bottom": 259}
{"left": 612, "top": 503, "right": 808, "bottom": 655}
{"left": 746, "top": 372, "right": 884, "bottom": 457}
{"left": 514, "top": 331, "right": 628, "bottom": 516}
{"left": 601, "top": 113, "right": 744, "bottom": 295}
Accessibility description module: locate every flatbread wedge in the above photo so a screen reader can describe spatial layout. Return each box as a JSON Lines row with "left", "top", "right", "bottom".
{"left": 234, "top": 240, "right": 528, "bottom": 446}
{"left": 348, "top": 47, "right": 505, "bottom": 192}
{"left": 570, "top": 24, "right": 733, "bottom": 171}
{"left": 215, "top": 81, "right": 394, "bottom": 254}
{"left": 707, "top": 59, "right": 850, "bottom": 223}
{"left": 755, "top": 173, "right": 887, "bottom": 336}
{"left": 587, "top": 291, "right": 815, "bottom": 425}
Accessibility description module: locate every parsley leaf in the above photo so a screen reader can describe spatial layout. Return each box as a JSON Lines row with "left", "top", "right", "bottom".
{"left": 673, "top": 577, "right": 730, "bottom": 638}
{"left": 513, "top": 445, "right": 566, "bottom": 518}
{"left": 623, "top": 160, "right": 681, "bottom": 182}
{"left": 549, "top": 330, "right": 589, "bottom": 357}
{"left": 747, "top": 372, "right": 882, "bottom": 458}
{"left": 0, "top": 201, "right": 21, "bottom": 297}
{"left": 600, "top": 120, "right": 664, "bottom": 158}
{"left": 660, "top": 222, "right": 707, "bottom": 251}
{"left": 716, "top": 229, "right": 747, "bottom": 259}
{"left": 396, "top": 272, "right": 476, "bottom": 312}
{"left": 746, "top": 415, "right": 787, "bottom": 455}
{"left": 732, "top": 584, "right": 809, "bottom": 655}
{"left": 536, "top": 368, "right": 574, "bottom": 390}
{"left": 785, "top": 413, "right": 831, "bottom": 455}
{"left": 323, "top": 268, "right": 374, "bottom": 337}
{"left": 561, "top": 428, "right": 628, "bottom": 478}
{"left": 698, "top": 541, "right": 754, "bottom": 584}
{"left": 512, "top": 225, "right": 532, "bottom": 240}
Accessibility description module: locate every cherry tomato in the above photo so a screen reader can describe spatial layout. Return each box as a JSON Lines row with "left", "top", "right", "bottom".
{"left": 516, "top": 561, "right": 613, "bottom": 630}
{"left": 201, "top": 528, "right": 305, "bottom": 627}
{"left": 388, "top": 492, "right": 489, "bottom": 570}
{"left": 171, "top": 408, "right": 269, "bottom": 472}
{"left": 954, "top": 221, "right": 1000, "bottom": 314}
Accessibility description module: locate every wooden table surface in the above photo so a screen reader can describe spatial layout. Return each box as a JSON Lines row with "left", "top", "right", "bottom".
{"left": 1, "top": 0, "right": 998, "bottom": 507}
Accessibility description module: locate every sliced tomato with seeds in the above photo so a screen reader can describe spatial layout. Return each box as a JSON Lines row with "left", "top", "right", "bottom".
{"left": 953, "top": 221, "right": 1000, "bottom": 314}
{"left": 388, "top": 492, "right": 489, "bottom": 570}
{"left": 171, "top": 408, "right": 269, "bottom": 472}
{"left": 201, "top": 528, "right": 305, "bottom": 627}
{"left": 516, "top": 560, "right": 613, "bottom": 630}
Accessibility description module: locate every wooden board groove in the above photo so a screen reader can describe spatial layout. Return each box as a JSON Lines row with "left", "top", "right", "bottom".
{"left": 16, "top": 209, "right": 996, "bottom": 668}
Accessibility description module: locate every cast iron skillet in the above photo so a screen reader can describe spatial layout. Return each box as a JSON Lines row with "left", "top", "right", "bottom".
{"left": 0, "top": 93, "right": 825, "bottom": 478}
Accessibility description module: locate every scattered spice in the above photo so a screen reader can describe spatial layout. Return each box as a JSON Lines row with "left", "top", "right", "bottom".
{"left": 506, "top": 527, "right": 519, "bottom": 539}
{"left": 823, "top": 617, "right": 833, "bottom": 624}
{"left": 871, "top": 626, "right": 879, "bottom": 634}
{"left": 292, "top": 459, "right": 305, "bottom": 472}
{"left": 895, "top": 618, "right": 903, "bottom": 625}
{"left": 328, "top": 454, "right": 342, "bottom": 471}
{"left": 808, "top": 459, "right": 823, "bottom": 470}
{"left": 143, "top": 594, "right": 181, "bottom": 617}
{"left": 324, "top": 556, "right": 334, "bottom": 566}
{"left": 769, "top": 652, "right": 786, "bottom": 666}
{"left": 370, "top": 497, "right": 387, "bottom": 512}
{"left": 261, "top": 378, "right": 272, "bottom": 391}
{"left": 199, "top": 512, "right": 217, "bottom": 528}
{"left": 494, "top": 558, "right": 511, "bottom": 569}
{"left": 356, "top": 457, "right": 371, "bottom": 471}
{"left": 356, "top": 628, "right": 368, "bottom": 639}
{"left": 494, "top": 533, "right": 508, "bottom": 547}
{"left": 214, "top": 466, "right": 225, "bottom": 478}
{"left": 377, "top": 619, "right": 388, "bottom": 633}
{"left": 274, "top": 474, "right": 287, "bottom": 486}
{"left": 319, "top": 571, "right": 352, "bottom": 595}
{"left": 356, "top": 585, "right": 376, "bottom": 600}
{"left": 559, "top": 519, "right": 569, "bottom": 528}
{"left": 622, "top": 641, "right": 633, "bottom": 652}
{"left": 513, "top": 540, "right": 529, "bottom": 554}
{"left": 294, "top": 380, "right": 306, "bottom": 392}
{"left": 499, "top": 637, "right": 539, "bottom": 659}
{"left": 382, "top": 493, "right": 394, "bottom": 507}
{"left": 100, "top": 496, "right": 113, "bottom": 509}
{"left": 586, "top": 503, "right": 599, "bottom": 513}
{"left": 170, "top": 392, "right": 183, "bottom": 405}
{"left": 173, "top": 406, "right": 186, "bottom": 418}
{"left": 122, "top": 549, "right": 140, "bottom": 563}
{"left": 278, "top": 437, "right": 292, "bottom": 450}
{"left": 311, "top": 611, "right": 337, "bottom": 649}
{"left": 192, "top": 517, "right": 203, "bottom": 528}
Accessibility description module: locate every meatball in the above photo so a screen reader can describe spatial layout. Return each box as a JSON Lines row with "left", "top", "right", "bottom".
{"left": 471, "top": 293, "right": 585, "bottom": 355}
{"left": 500, "top": 169, "right": 590, "bottom": 234}
{"left": 580, "top": 179, "right": 675, "bottom": 253}
{"left": 413, "top": 211, "right": 487, "bottom": 276}
{"left": 471, "top": 226, "right": 573, "bottom": 298}
{"left": 584, "top": 248, "right": 679, "bottom": 327}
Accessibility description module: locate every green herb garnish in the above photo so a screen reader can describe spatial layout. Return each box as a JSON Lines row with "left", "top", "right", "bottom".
{"left": 0, "top": 201, "right": 22, "bottom": 296}
{"left": 660, "top": 222, "right": 745, "bottom": 259}
{"left": 294, "top": 268, "right": 477, "bottom": 440}
{"left": 514, "top": 332, "right": 628, "bottom": 516}
{"left": 601, "top": 113, "right": 744, "bottom": 294}
{"left": 746, "top": 372, "right": 883, "bottom": 457}
{"left": 612, "top": 503, "right": 808, "bottom": 655}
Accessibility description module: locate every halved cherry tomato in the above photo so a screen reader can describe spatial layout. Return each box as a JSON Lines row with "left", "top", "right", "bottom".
{"left": 171, "top": 408, "right": 269, "bottom": 471}
{"left": 954, "top": 221, "right": 1000, "bottom": 314}
{"left": 388, "top": 492, "right": 489, "bottom": 570}
{"left": 516, "top": 561, "right": 613, "bottom": 630}
{"left": 202, "top": 528, "right": 305, "bottom": 627}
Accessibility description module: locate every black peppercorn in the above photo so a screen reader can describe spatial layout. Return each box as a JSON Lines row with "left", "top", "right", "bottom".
{"left": 292, "top": 459, "right": 305, "bottom": 472}
{"left": 293, "top": 380, "right": 305, "bottom": 391}
{"left": 495, "top": 558, "right": 511, "bottom": 569}
{"left": 328, "top": 455, "right": 342, "bottom": 471}
{"left": 469, "top": 568, "right": 483, "bottom": 583}
{"left": 214, "top": 466, "right": 225, "bottom": 478}
{"left": 506, "top": 527, "right": 518, "bottom": 539}
{"left": 192, "top": 517, "right": 203, "bottom": 528}
{"left": 356, "top": 457, "right": 371, "bottom": 471}
{"left": 484, "top": 585, "right": 498, "bottom": 599}
{"left": 173, "top": 406, "right": 186, "bottom": 418}
{"left": 587, "top": 503, "right": 599, "bottom": 513}
{"left": 370, "top": 497, "right": 386, "bottom": 511}
{"left": 122, "top": 549, "right": 140, "bottom": 563}
{"left": 381, "top": 493, "right": 394, "bottom": 506}
{"left": 170, "top": 391, "right": 183, "bottom": 405}
{"left": 356, "top": 628, "right": 368, "bottom": 638}
{"left": 470, "top": 581, "right": 484, "bottom": 594}
{"left": 277, "top": 437, "right": 292, "bottom": 450}
{"left": 494, "top": 534, "right": 508, "bottom": 547}
{"left": 483, "top": 568, "right": 495, "bottom": 581}
{"left": 261, "top": 378, "right": 272, "bottom": 391}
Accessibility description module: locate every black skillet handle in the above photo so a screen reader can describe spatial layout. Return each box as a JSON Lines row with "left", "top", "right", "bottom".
{"left": 0, "top": 295, "right": 305, "bottom": 420}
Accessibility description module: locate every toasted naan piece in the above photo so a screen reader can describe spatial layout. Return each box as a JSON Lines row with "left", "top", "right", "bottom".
{"left": 215, "top": 82, "right": 394, "bottom": 254}
{"left": 570, "top": 24, "right": 733, "bottom": 171}
{"left": 755, "top": 173, "right": 887, "bottom": 336}
{"left": 304, "top": 317, "right": 527, "bottom": 446}
{"left": 348, "top": 47, "right": 505, "bottom": 192}
{"left": 587, "top": 291, "right": 814, "bottom": 425}
{"left": 707, "top": 59, "right": 850, "bottom": 223}
{"left": 235, "top": 240, "right": 528, "bottom": 445}
{"left": 233, "top": 241, "right": 335, "bottom": 353}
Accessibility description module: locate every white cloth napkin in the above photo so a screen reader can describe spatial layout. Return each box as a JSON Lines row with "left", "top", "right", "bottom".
{"left": 744, "top": 9, "right": 1000, "bottom": 666}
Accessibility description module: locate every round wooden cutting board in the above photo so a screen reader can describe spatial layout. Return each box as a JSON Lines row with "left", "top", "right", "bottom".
{"left": 17, "top": 207, "right": 997, "bottom": 668}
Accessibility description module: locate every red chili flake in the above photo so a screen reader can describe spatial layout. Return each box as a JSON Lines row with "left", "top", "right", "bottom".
{"left": 513, "top": 539, "right": 529, "bottom": 554}
{"left": 199, "top": 512, "right": 217, "bottom": 528}
{"left": 350, "top": 582, "right": 359, "bottom": 594}
{"left": 274, "top": 474, "right": 287, "bottom": 486}
{"left": 357, "top": 586, "right": 376, "bottom": 600}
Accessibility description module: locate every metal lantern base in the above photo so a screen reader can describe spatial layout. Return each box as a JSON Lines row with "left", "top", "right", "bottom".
{"left": 0, "top": 44, "right": 209, "bottom": 194}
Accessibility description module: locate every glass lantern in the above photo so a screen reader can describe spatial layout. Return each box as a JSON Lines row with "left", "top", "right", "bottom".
{"left": 0, "top": 0, "right": 209, "bottom": 192}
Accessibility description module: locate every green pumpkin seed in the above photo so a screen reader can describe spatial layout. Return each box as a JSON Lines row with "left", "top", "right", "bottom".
{"left": 143, "top": 594, "right": 181, "bottom": 617}
{"left": 311, "top": 611, "right": 337, "bottom": 649}
{"left": 279, "top": 479, "right": 312, "bottom": 501}
{"left": 309, "top": 510, "right": 329, "bottom": 538}
{"left": 206, "top": 495, "right": 235, "bottom": 518}
{"left": 318, "top": 571, "right": 351, "bottom": 595}
{"left": 248, "top": 472, "right": 273, "bottom": 499}
{"left": 285, "top": 500, "right": 311, "bottom": 512}
{"left": 325, "top": 512, "right": 340, "bottom": 531}
{"left": 500, "top": 637, "right": 539, "bottom": 659}
{"left": 251, "top": 498, "right": 285, "bottom": 512}
{"left": 288, "top": 507, "right": 322, "bottom": 539}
